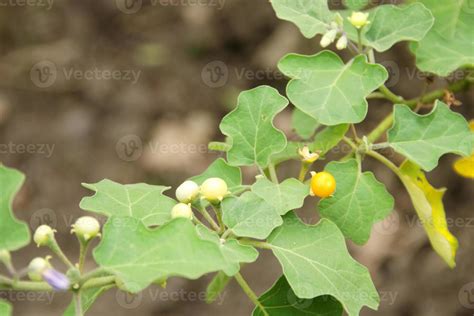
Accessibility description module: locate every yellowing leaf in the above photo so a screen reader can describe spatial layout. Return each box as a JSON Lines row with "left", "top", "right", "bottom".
{"left": 453, "top": 119, "right": 474, "bottom": 179}
{"left": 399, "top": 160, "right": 458, "bottom": 268}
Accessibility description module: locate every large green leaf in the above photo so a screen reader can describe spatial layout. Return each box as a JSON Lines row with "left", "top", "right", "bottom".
{"left": 270, "top": 0, "right": 334, "bottom": 38}
{"left": 411, "top": 0, "right": 474, "bottom": 76}
{"left": 291, "top": 108, "right": 319, "bottom": 140}
{"left": 361, "top": 3, "right": 434, "bottom": 52}
{"left": 279, "top": 51, "right": 387, "bottom": 126}
{"left": 222, "top": 191, "right": 282, "bottom": 239}
{"left": 318, "top": 159, "right": 394, "bottom": 245}
{"left": 191, "top": 158, "right": 242, "bottom": 192}
{"left": 63, "top": 287, "right": 111, "bottom": 316}
{"left": 93, "top": 217, "right": 228, "bottom": 292}
{"left": 343, "top": 0, "right": 368, "bottom": 10}
{"left": 80, "top": 180, "right": 177, "bottom": 226}
{"left": 195, "top": 224, "right": 258, "bottom": 276}
{"left": 398, "top": 160, "right": 458, "bottom": 268}
{"left": 388, "top": 101, "right": 473, "bottom": 171}
{"left": 251, "top": 177, "right": 308, "bottom": 215}
{"left": 219, "top": 86, "right": 289, "bottom": 168}
{"left": 0, "top": 165, "right": 30, "bottom": 252}
{"left": 253, "top": 276, "right": 343, "bottom": 316}
{"left": 268, "top": 213, "right": 379, "bottom": 316}
{"left": 0, "top": 300, "right": 12, "bottom": 316}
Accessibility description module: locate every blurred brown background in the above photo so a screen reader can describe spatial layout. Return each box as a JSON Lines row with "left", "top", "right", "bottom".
{"left": 0, "top": 0, "right": 473, "bottom": 315}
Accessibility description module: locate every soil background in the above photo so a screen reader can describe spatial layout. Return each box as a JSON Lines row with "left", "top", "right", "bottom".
{"left": 0, "top": 0, "right": 473, "bottom": 315}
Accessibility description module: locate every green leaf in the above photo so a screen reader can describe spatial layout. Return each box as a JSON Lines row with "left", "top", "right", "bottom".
{"left": 195, "top": 224, "right": 258, "bottom": 276}
{"left": 191, "top": 158, "right": 242, "bottom": 191}
{"left": 63, "top": 287, "right": 111, "bottom": 316}
{"left": 411, "top": 0, "right": 474, "bottom": 76}
{"left": 94, "top": 217, "right": 228, "bottom": 292}
{"left": 222, "top": 191, "right": 282, "bottom": 239}
{"left": 206, "top": 271, "right": 232, "bottom": 304}
{"left": 388, "top": 101, "right": 473, "bottom": 171}
{"left": 271, "top": 141, "right": 302, "bottom": 165}
{"left": 80, "top": 180, "right": 177, "bottom": 226}
{"left": 251, "top": 177, "right": 308, "bottom": 215}
{"left": 398, "top": 160, "right": 458, "bottom": 268}
{"left": 363, "top": 3, "right": 434, "bottom": 52}
{"left": 0, "top": 300, "right": 12, "bottom": 316}
{"left": 343, "top": 0, "right": 368, "bottom": 10}
{"left": 311, "top": 124, "right": 349, "bottom": 155}
{"left": 0, "top": 165, "right": 30, "bottom": 252}
{"left": 268, "top": 213, "right": 379, "bottom": 316}
{"left": 291, "top": 108, "right": 319, "bottom": 139}
{"left": 270, "top": 0, "right": 334, "bottom": 38}
{"left": 219, "top": 86, "right": 289, "bottom": 168}
{"left": 318, "top": 159, "right": 394, "bottom": 245}
{"left": 253, "top": 276, "right": 343, "bottom": 316}
{"left": 279, "top": 51, "right": 388, "bottom": 126}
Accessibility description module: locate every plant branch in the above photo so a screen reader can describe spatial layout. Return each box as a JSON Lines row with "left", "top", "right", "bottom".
{"left": 234, "top": 272, "right": 268, "bottom": 316}
{"left": 74, "top": 291, "right": 83, "bottom": 316}
{"left": 365, "top": 150, "right": 402, "bottom": 177}
{"left": 268, "top": 163, "right": 279, "bottom": 183}
{"left": 196, "top": 205, "right": 221, "bottom": 232}
{"left": 238, "top": 239, "right": 272, "bottom": 250}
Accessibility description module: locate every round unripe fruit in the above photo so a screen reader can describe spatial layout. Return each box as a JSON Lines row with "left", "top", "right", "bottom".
{"left": 310, "top": 171, "right": 336, "bottom": 198}
{"left": 33, "top": 225, "right": 55, "bottom": 247}
{"left": 171, "top": 203, "right": 193, "bottom": 220}
{"left": 71, "top": 216, "right": 101, "bottom": 241}
{"left": 200, "top": 178, "right": 228, "bottom": 203}
{"left": 28, "top": 257, "right": 51, "bottom": 281}
{"left": 175, "top": 180, "right": 200, "bottom": 203}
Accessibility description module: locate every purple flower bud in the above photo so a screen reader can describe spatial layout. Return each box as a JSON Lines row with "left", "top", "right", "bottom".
{"left": 42, "top": 269, "right": 70, "bottom": 291}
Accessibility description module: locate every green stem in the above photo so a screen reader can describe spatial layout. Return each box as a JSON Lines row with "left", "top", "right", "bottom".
{"left": 298, "top": 162, "right": 311, "bottom": 182}
{"left": 81, "top": 276, "right": 116, "bottom": 290}
{"left": 47, "top": 238, "right": 75, "bottom": 270}
{"left": 234, "top": 272, "right": 268, "bottom": 316}
{"left": 196, "top": 205, "right": 221, "bottom": 232}
{"left": 268, "top": 163, "right": 279, "bottom": 183}
{"left": 221, "top": 229, "right": 233, "bottom": 239}
{"left": 365, "top": 150, "right": 402, "bottom": 177}
{"left": 78, "top": 241, "right": 91, "bottom": 274}
{"left": 211, "top": 204, "right": 225, "bottom": 234}
{"left": 74, "top": 291, "right": 83, "bottom": 316}
{"left": 0, "top": 276, "right": 53, "bottom": 291}
{"left": 238, "top": 239, "right": 272, "bottom": 249}
{"left": 356, "top": 29, "right": 363, "bottom": 53}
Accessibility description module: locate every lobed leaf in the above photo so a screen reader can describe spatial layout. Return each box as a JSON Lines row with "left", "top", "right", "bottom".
{"left": 411, "top": 0, "right": 474, "bottom": 76}
{"left": 219, "top": 86, "right": 289, "bottom": 168}
{"left": 270, "top": 0, "right": 334, "bottom": 38}
{"left": 253, "top": 276, "right": 343, "bottom": 316}
{"left": 398, "top": 160, "right": 459, "bottom": 268}
{"left": 318, "top": 159, "right": 394, "bottom": 244}
{"left": 80, "top": 180, "right": 176, "bottom": 226}
{"left": 195, "top": 224, "right": 258, "bottom": 276}
{"left": 222, "top": 191, "right": 282, "bottom": 240}
{"left": 291, "top": 108, "right": 319, "bottom": 140}
{"left": 93, "top": 217, "right": 229, "bottom": 292}
{"left": 205, "top": 271, "right": 232, "bottom": 304}
{"left": 251, "top": 177, "right": 308, "bottom": 215}
{"left": 0, "top": 300, "right": 12, "bottom": 316}
{"left": 388, "top": 101, "right": 473, "bottom": 171}
{"left": 0, "top": 165, "right": 30, "bottom": 252}
{"left": 268, "top": 213, "right": 379, "bottom": 316}
{"left": 279, "top": 51, "right": 387, "bottom": 126}
{"left": 191, "top": 158, "right": 242, "bottom": 191}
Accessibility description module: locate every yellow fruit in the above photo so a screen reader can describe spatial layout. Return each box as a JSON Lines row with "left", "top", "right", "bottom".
{"left": 311, "top": 171, "right": 336, "bottom": 198}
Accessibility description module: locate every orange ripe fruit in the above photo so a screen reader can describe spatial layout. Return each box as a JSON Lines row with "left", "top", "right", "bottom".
{"left": 310, "top": 171, "right": 336, "bottom": 198}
